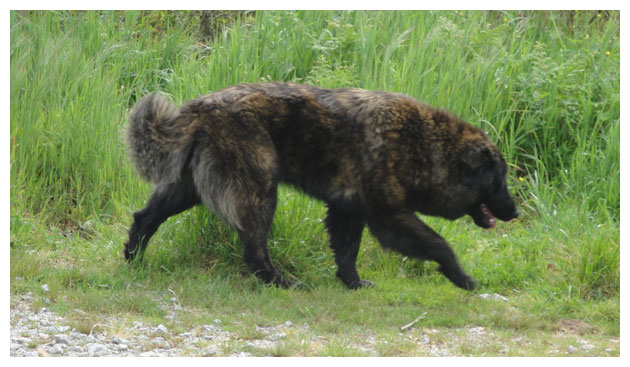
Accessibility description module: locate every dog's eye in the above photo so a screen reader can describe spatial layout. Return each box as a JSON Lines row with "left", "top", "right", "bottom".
{"left": 493, "top": 178, "right": 505, "bottom": 192}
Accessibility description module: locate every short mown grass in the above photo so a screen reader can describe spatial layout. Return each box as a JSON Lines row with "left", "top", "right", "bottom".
{"left": 10, "top": 10, "right": 619, "bottom": 356}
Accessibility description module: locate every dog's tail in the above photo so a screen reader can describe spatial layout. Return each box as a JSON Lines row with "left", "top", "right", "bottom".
{"left": 126, "top": 93, "right": 193, "bottom": 185}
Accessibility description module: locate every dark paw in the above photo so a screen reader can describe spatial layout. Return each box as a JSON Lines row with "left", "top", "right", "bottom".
{"left": 124, "top": 243, "right": 144, "bottom": 264}
{"left": 124, "top": 251, "right": 136, "bottom": 263}
{"left": 124, "top": 244, "right": 133, "bottom": 262}
{"left": 341, "top": 278, "right": 375, "bottom": 290}
{"left": 274, "top": 278, "right": 303, "bottom": 290}
{"left": 455, "top": 276, "right": 478, "bottom": 291}
{"left": 261, "top": 271, "right": 301, "bottom": 290}
{"left": 350, "top": 279, "right": 375, "bottom": 290}
{"left": 438, "top": 264, "right": 478, "bottom": 291}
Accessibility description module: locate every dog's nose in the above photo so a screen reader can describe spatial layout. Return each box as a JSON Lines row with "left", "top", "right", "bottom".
{"left": 511, "top": 208, "right": 519, "bottom": 219}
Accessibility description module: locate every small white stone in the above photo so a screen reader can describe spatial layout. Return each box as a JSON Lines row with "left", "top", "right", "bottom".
{"left": 65, "top": 346, "right": 81, "bottom": 354}
{"left": 14, "top": 337, "right": 31, "bottom": 344}
{"left": 49, "top": 344, "right": 65, "bottom": 355}
{"left": 152, "top": 337, "right": 169, "bottom": 348}
{"left": 88, "top": 343, "right": 108, "bottom": 357}
{"left": 202, "top": 345, "right": 219, "bottom": 356}
{"left": 54, "top": 334, "right": 70, "bottom": 345}
{"left": 112, "top": 336, "right": 128, "bottom": 345}
{"left": 479, "top": 293, "right": 508, "bottom": 302}
{"left": 156, "top": 324, "right": 168, "bottom": 334}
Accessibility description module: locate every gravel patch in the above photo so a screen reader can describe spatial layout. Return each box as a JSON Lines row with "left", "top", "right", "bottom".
{"left": 10, "top": 292, "right": 618, "bottom": 357}
{"left": 10, "top": 292, "right": 298, "bottom": 357}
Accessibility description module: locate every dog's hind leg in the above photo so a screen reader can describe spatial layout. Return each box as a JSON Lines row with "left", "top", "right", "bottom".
{"left": 201, "top": 179, "right": 291, "bottom": 287}
{"left": 191, "top": 143, "right": 293, "bottom": 288}
{"left": 236, "top": 188, "right": 295, "bottom": 288}
{"left": 124, "top": 175, "right": 200, "bottom": 262}
{"left": 367, "top": 210, "right": 477, "bottom": 290}
{"left": 324, "top": 205, "right": 373, "bottom": 289}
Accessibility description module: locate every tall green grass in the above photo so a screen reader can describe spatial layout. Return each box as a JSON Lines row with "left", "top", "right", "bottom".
{"left": 11, "top": 11, "right": 619, "bottom": 302}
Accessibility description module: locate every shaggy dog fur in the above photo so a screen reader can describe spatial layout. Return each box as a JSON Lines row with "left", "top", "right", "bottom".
{"left": 124, "top": 83, "right": 519, "bottom": 290}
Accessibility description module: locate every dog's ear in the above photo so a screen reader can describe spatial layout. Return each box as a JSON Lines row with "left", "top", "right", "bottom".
{"left": 460, "top": 145, "right": 494, "bottom": 186}
{"left": 461, "top": 161, "right": 480, "bottom": 185}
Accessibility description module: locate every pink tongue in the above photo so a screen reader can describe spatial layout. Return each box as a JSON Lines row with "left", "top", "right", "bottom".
{"left": 482, "top": 205, "right": 496, "bottom": 229}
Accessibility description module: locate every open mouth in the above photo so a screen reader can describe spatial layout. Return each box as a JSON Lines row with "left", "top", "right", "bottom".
{"left": 473, "top": 204, "right": 496, "bottom": 229}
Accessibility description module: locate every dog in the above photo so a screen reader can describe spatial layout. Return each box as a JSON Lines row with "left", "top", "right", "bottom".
{"left": 124, "top": 82, "right": 519, "bottom": 290}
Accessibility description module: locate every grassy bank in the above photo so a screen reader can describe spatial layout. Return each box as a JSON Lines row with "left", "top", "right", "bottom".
{"left": 10, "top": 10, "right": 619, "bottom": 356}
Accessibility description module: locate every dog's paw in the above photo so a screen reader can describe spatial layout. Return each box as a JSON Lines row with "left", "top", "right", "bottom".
{"left": 343, "top": 278, "right": 375, "bottom": 290}
{"left": 457, "top": 276, "right": 478, "bottom": 291}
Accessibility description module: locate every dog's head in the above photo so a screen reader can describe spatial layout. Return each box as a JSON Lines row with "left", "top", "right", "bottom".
{"left": 460, "top": 141, "right": 519, "bottom": 229}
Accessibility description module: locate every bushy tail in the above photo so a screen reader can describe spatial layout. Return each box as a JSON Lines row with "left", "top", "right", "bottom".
{"left": 126, "top": 93, "right": 192, "bottom": 185}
